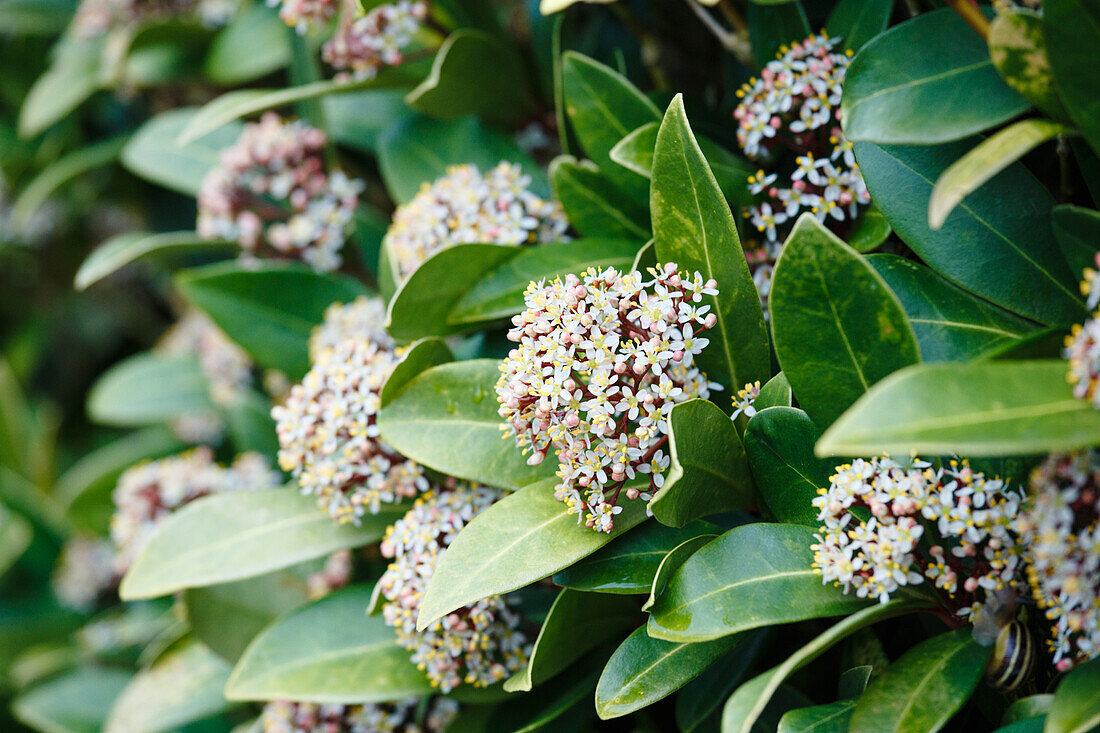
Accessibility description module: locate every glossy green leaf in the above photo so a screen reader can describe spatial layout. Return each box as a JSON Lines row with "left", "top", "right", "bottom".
{"left": 550, "top": 156, "right": 650, "bottom": 239}
{"left": 324, "top": 90, "right": 408, "bottom": 154}
{"left": 104, "top": 640, "right": 234, "bottom": 733}
{"left": 842, "top": 8, "right": 1030, "bottom": 144}
{"left": 14, "top": 666, "right": 132, "bottom": 733}
{"left": 379, "top": 338, "right": 454, "bottom": 408}
{"left": 406, "top": 30, "right": 529, "bottom": 123}
{"left": 120, "top": 489, "right": 402, "bottom": 600}
{"left": 930, "top": 120, "right": 1069, "bottom": 229}
{"left": 491, "top": 662, "right": 601, "bottom": 733}
{"left": 756, "top": 372, "right": 793, "bottom": 410}
{"left": 226, "top": 586, "right": 432, "bottom": 702}
{"left": 377, "top": 359, "right": 555, "bottom": 489}
{"left": 1046, "top": 657, "right": 1100, "bottom": 733}
{"left": 642, "top": 533, "right": 717, "bottom": 613}
{"left": 675, "top": 629, "right": 772, "bottom": 733}
{"left": 848, "top": 205, "right": 893, "bottom": 253}
{"left": 414, "top": 478, "right": 648, "bottom": 631}
{"left": 988, "top": 8, "right": 1069, "bottom": 120}
{"left": 0, "top": 504, "right": 32, "bottom": 580}
{"left": 224, "top": 390, "right": 278, "bottom": 456}
{"left": 75, "top": 231, "right": 234, "bottom": 291}
{"left": 176, "top": 261, "right": 367, "bottom": 380}
{"left": 651, "top": 95, "right": 770, "bottom": 395}
{"left": 1004, "top": 695, "right": 1053, "bottom": 726}
{"left": 748, "top": 1, "right": 810, "bottom": 67}
{"left": 204, "top": 1, "right": 289, "bottom": 85}
{"left": 1044, "top": 0, "right": 1100, "bottom": 157}
{"left": 778, "top": 701, "right": 856, "bottom": 733}
{"left": 854, "top": 139, "right": 1084, "bottom": 326}
{"left": 596, "top": 626, "right": 743, "bottom": 719}
{"left": 377, "top": 114, "right": 547, "bottom": 204}
{"left": 722, "top": 599, "right": 924, "bottom": 733}
{"left": 87, "top": 353, "right": 213, "bottom": 427}
{"left": 648, "top": 523, "right": 867, "bottom": 642}
{"left": 850, "top": 628, "right": 991, "bottom": 733}
{"left": 867, "top": 254, "right": 1036, "bottom": 361}
{"left": 826, "top": 0, "right": 892, "bottom": 53}
{"left": 771, "top": 215, "right": 920, "bottom": 428}
{"left": 505, "top": 589, "right": 637, "bottom": 692}
{"left": 817, "top": 360, "right": 1100, "bottom": 457}
{"left": 553, "top": 519, "right": 718, "bottom": 594}
{"left": 19, "top": 39, "right": 101, "bottom": 137}
{"left": 1052, "top": 205, "right": 1100, "bottom": 279}
{"left": 11, "top": 136, "right": 125, "bottom": 231}
{"left": 744, "top": 407, "right": 833, "bottom": 527}
{"left": 121, "top": 108, "right": 243, "bottom": 196}
{"left": 650, "top": 399, "right": 756, "bottom": 526}
{"left": 0, "top": 0, "right": 76, "bottom": 36}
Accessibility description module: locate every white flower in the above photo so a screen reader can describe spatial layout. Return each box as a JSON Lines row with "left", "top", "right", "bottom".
{"left": 322, "top": 1, "right": 427, "bottom": 81}
{"left": 260, "top": 697, "right": 459, "bottom": 732}
{"left": 309, "top": 296, "right": 394, "bottom": 360}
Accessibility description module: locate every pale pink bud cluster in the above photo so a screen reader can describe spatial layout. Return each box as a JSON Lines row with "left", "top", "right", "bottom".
{"left": 267, "top": 0, "right": 336, "bottom": 33}
{"left": 322, "top": 1, "right": 427, "bottom": 82}
{"left": 496, "top": 264, "right": 721, "bottom": 533}
{"left": 308, "top": 296, "right": 395, "bottom": 361}
{"left": 197, "top": 113, "right": 364, "bottom": 273}
{"left": 260, "top": 697, "right": 458, "bottom": 733}
{"left": 71, "top": 0, "right": 226, "bottom": 37}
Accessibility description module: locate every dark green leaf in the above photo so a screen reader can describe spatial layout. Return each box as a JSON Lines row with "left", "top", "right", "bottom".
{"left": 224, "top": 390, "right": 278, "bottom": 456}
{"left": 0, "top": 505, "right": 31, "bottom": 580}
{"left": 988, "top": 8, "right": 1069, "bottom": 120}
{"left": 848, "top": 205, "right": 893, "bottom": 253}
{"left": 1046, "top": 657, "right": 1100, "bottom": 733}
{"left": 87, "top": 353, "right": 214, "bottom": 427}
{"left": 642, "top": 533, "right": 718, "bottom": 613}
{"left": 748, "top": 2, "right": 811, "bottom": 67}
{"left": 842, "top": 8, "right": 1030, "bottom": 144}
{"left": 324, "top": 90, "right": 408, "bottom": 154}
{"left": 75, "top": 231, "right": 234, "bottom": 291}
{"left": 771, "top": 215, "right": 920, "bottom": 428}
{"left": 826, "top": 0, "right": 892, "bottom": 53}
{"left": 19, "top": 39, "right": 101, "bottom": 137}
{"left": 756, "top": 372, "right": 792, "bottom": 410}
{"left": 204, "top": 1, "right": 289, "bottom": 85}
{"left": 778, "top": 701, "right": 856, "bottom": 733}
{"left": 744, "top": 406, "right": 833, "bottom": 527}
{"left": 11, "top": 136, "right": 125, "bottom": 231}
{"left": 1052, "top": 204, "right": 1100, "bottom": 279}
{"left": 550, "top": 156, "right": 650, "bottom": 239}
{"left": 1002, "top": 695, "right": 1053, "bottom": 725}
{"left": 1044, "top": 0, "right": 1100, "bottom": 156}
{"left": 490, "top": 662, "right": 601, "bottom": 733}
{"left": 14, "top": 667, "right": 132, "bottom": 733}
{"left": 121, "top": 108, "right": 243, "bottom": 196}
{"left": 675, "top": 629, "right": 772, "bottom": 733}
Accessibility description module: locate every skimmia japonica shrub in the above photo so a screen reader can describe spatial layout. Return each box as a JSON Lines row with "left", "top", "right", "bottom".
{"left": 7, "top": 0, "right": 1100, "bottom": 731}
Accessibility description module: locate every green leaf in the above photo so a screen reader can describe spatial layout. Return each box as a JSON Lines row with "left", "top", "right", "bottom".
{"left": 87, "top": 353, "right": 214, "bottom": 427}
{"left": 1044, "top": 0, "right": 1100, "bottom": 157}
{"left": 104, "top": 640, "right": 234, "bottom": 733}
{"left": 642, "top": 534, "right": 717, "bottom": 613}
{"left": 553, "top": 519, "right": 719, "bottom": 595}
{"left": 75, "top": 231, "right": 234, "bottom": 291}
{"left": 0, "top": 358, "right": 29, "bottom": 478}
{"left": 203, "top": 2, "right": 290, "bottom": 85}
{"left": 675, "top": 629, "right": 772, "bottom": 733}
{"left": 596, "top": 626, "right": 743, "bottom": 719}
{"left": 176, "top": 261, "right": 367, "bottom": 380}
{"left": 826, "top": 0, "right": 892, "bottom": 53}
{"left": 377, "top": 359, "right": 555, "bottom": 489}
{"left": 379, "top": 339, "right": 454, "bottom": 407}
{"left": 226, "top": 586, "right": 432, "bottom": 703}
{"left": 0, "top": 504, "right": 31, "bottom": 580}
{"left": 414, "top": 478, "right": 648, "bottom": 632}
{"left": 120, "top": 489, "right": 401, "bottom": 600}
{"left": 1003, "top": 695, "right": 1053, "bottom": 726}
{"left": 929, "top": 120, "right": 1070, "bottom": 229}
{"left": 650, "top": 399, "right": 756, "bottom": 526}
{"left": 722, "top": 599, "right": 924, "bottom": 733}
{"left": 610, "top": 122, "right": 754, "bottom": 205}
{"left": 19, "top": 39, "right": 102, "bottom": 137}
{"left": 550, "top": 156, "right": 650, "bottom": 239}
{"left": 867, "top": 254, "right": 1036, "bottom": 361}
{"left": 490, "top": 661, "right": 601, "bottom": 733}
{"left": 817, "top": 360, "right": 1100, "bottom": 457}
{"left": 748, "top": 1, "right": 810, "bottom": 67}
{"left": 842, "top": 8, "right": 1030, "bottom": 144}
{"left": 11, "top": 136, "right": 125, "bottom": 231}
{"left": 848, "top": 205, "right": 893, "bottom": 253}
{"left": 1052, "top": 204, "right": 1100, "bottom": 279}
{"left": 1046, "top": 658, "right": 1100, "bottom": 733}
{"left": 561, "top": 51, "right": 660, "bottom": 198}
{"left": 770, "top": 215, "right": 920, "bottom": 429}
{"left": 406, "top": 30, "right": 530, "bottom": 123}
{"left": 505, "top": 589, "right": 637, "bottom": 692}
{"left": 988, "top": 8, "right": 1069, "bottom": 120}
{"left": 853, "top": 139, "right": 1084, "bottom": 326}
{"left": 13, "top": 667, "right": 132, "bottom": 733}
{"left": 651, "top": 94, "right": 770, "bottom": 395}
{"left": 377, "top": 114, "right": 547, "bottom": 204}
{"left": 121, "top": 108, "right": 243, "bottom": 196}
{"left": 849, "top": 628, "right": 991, "bottom": 733}
{"left": 0, "top": 0, "right": 77, "bottom": 36}
{"left": 325, "top": 90, "right": 408, "bottom": 154}
{"left": 648, "top": 523, "right": 867, "bottom": 642}
{"left": 778, "top": 701, "right": 856, "bottom": 733}
{"left": 744, "top": 407, "right": 832, "bottom": 527}
{"left": 224, "top": 391, "right": 278, "bottom": 456}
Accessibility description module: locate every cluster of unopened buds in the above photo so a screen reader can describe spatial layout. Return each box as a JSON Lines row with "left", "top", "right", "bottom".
{"left": 812, "top": 456, "right": 1026, "bottom": 615}
{"left": 197, "top": 112, "right": 364, "bottom": 273}
{"left": 71, "top": 0, "right": 233, "bottom": 37}
{"left": 260, "top": 697, "right": 458, "bottom": 733}
{"left": 309, "top": 296, "right": 394, "bottom": 360}
{"left": 268, "top": 0, "right": 335, "bottom": 33}
{"left": 1015, "top": 450, "right": 1100, "bottom": 669}
{"left": 323, "top": 1, "right": 427, "bottom": 82}
{"left": 1064, "top": 253, "right": 1100, "bottom": 408}
{"left": 52, "top": 535, "right": 117, "bottom": 612}
{"left": 496, "top": 264, "right": 721, "bottom": 533}
{"left": 733, "top": 33, "right": 870, "bottom": 305}
{"left": 384, "top": 162, "right": 570, "bottom": 279}
{"left": 378, "top": 484, "right": 530, "bottom": 691}
{"left": 110, "top": 448, "right": 279, "bottom": 573}
{"left": 274, "top": 296, "right": 429, "bottom": 523}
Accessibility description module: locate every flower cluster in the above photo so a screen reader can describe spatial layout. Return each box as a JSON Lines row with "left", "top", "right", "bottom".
{"left": 71, "top": 0, "right": 232, "bottom": 37}
{"left": 733, "top": 33, "right": 870, "bottom": 305}
{"left": 379, "top": 485, "right": 530, "bottom": 691}
{"left": 1015, "top": 450, "right": 1100, "bottom": 669}
{"left": 261, "top": 697, "right": 458, "bottom": 733}
{"left": 322, "top": 1, "right": 427, "bottom": 82}
{"left": 267, "top": 0, "right": 336, "bottom": 33}
{"left": 731, "top": 381, "right": 761, "bottom": 420}
{"left": 110, "top": 448, "right": 279, "bottom": 573}
{"left": 309, "top": 296, "right": 395, "bottom": 361}
{"left": 1065, "top": 253, "right": 1100, "bottom": 408}
{"left": 812, "top": 456, "right": 1026, "bottom": 613}
{"left": 496, "top": 264, "right": 720, "bottom": 532}
{"left": 52, "top": 536, "right": 116, "bottom": 612}
{"left": 273, "top": 338, "right": 429, "bottom": 523}
{"left": 197, "top": 113, "right": 364, "bottom": 273}
{"left": 384, "top": 162, "right": 569, "bottom": 279}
